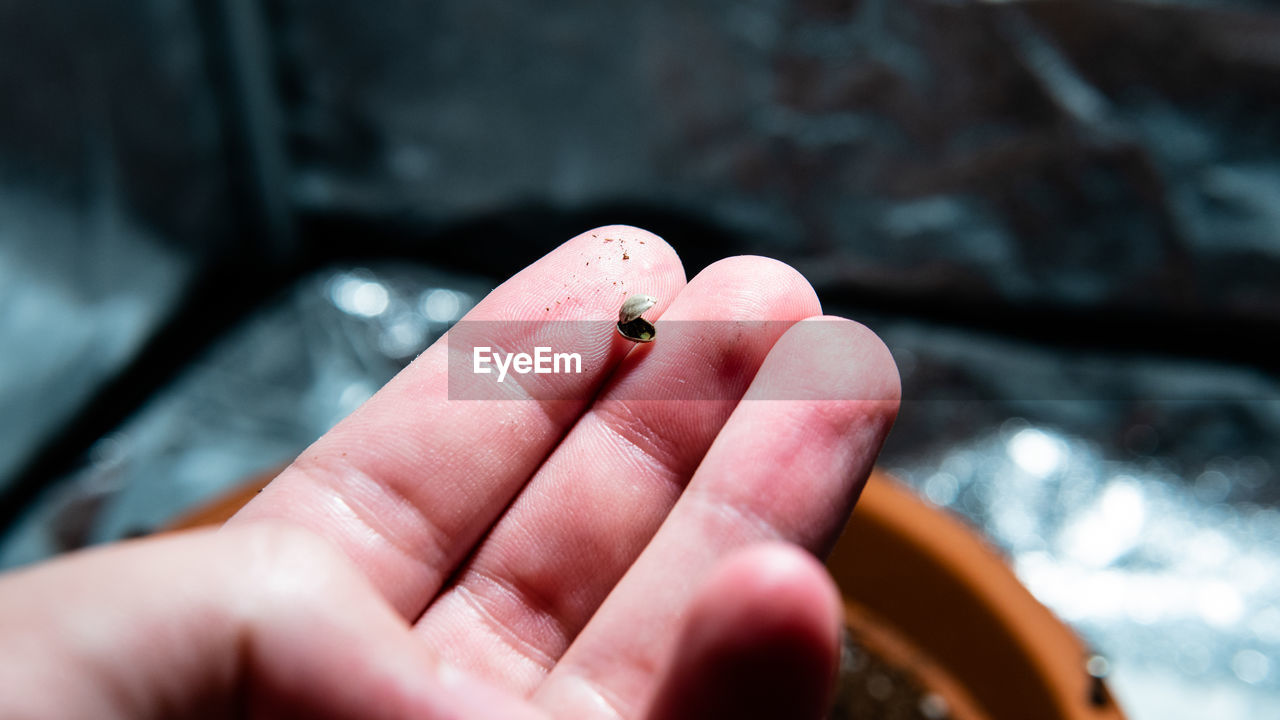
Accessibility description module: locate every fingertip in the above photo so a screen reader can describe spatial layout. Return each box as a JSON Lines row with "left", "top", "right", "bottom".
{"left": 645, "top": 543, "right": 843, "bottom": 720}
{"left": 687, "top": 256, "right": 822, "bottom": 320}
{"left": 692, "top": 542, "right": 843, "bottom": 668}
{"left": 795, "top": 316, "right": 902, "bottom": 406}
{"left": 578, "top": 224, "right": 684, "bottom": 281}
{"left": 479, "top": 224, "right": 686, "bottom": 323}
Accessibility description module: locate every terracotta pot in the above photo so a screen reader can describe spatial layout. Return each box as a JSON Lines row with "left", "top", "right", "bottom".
{"left": 831, "top": 471, "right": 1125, "bottom": 720}
{"left": 168, "top": 469, "right": 1125, "bottom": 719}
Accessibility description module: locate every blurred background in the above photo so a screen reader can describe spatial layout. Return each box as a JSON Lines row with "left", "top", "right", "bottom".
{"left": 1, "top": 0, "right": 1278, "bottom": 717}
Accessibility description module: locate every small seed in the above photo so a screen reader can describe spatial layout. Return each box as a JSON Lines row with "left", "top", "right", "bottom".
{"left": 617, "top": 294, "right": 656, "bottom": 343}
{"left": 618, "top": 294, "right": 656, "bottom": 323}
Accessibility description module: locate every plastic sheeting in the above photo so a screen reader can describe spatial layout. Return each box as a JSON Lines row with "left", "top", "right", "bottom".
{"left": 0, "top": 265, "right": 484, "bottom": 564}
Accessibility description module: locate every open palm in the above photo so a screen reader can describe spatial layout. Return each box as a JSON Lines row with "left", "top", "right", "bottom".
{"left": 0, "top": 226, "right": 898, "bottom": 720}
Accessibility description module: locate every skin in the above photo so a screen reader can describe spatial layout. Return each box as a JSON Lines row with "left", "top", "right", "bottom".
{"left": 0, "top": 226, "right": 900, "bottom": 719}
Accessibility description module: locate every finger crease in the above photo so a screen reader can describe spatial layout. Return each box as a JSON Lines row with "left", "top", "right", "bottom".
{"left": 453, "top": 570, "right": 563, "bottom": 674}
{"left": 292, "top": 456, "right": 451, "bottom": 612}
{"left": 691, "top": 486, "right": 786, "bottom": 545}
{"left": 594, "top": 403, "right": 697, "bottom": 492}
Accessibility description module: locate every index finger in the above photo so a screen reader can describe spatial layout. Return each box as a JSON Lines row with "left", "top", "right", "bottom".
{"left": 227, "top": 226, "right": 686, "bottom": 618}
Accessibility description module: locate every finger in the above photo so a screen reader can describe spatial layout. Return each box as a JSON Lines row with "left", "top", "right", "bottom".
{"left": 413, "top": 257, "right": 821, "bottom": 692}
{"left": 642, "top": 543, "right": 841, "bottom": 720}
{"left": 533, "top": 317, "right": 900, "bottom": 718}
{"left": 227, "top": 226, "right": 686, "bottom": 617}
{"left": 0, "top": 527, "right": 542, "bottom": 720}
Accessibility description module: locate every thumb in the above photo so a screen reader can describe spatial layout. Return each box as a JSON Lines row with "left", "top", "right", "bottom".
{"left": 642, "top": 542, "right": 843, "bottom": 720}
{"left": 0, "top": 524, "right": 539, "bottom": 720}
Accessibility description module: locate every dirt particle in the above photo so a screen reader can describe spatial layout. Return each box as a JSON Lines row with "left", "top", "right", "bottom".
{"left": 604, "top": 237, "right": 614, "bottom": 242}
{"left": 622, "top": 252, "right": 630, "bottom": 260}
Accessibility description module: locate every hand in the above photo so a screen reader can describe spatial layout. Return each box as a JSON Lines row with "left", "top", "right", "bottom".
{"left": 0, "top": 226, "right": 900, "bottom": 719}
